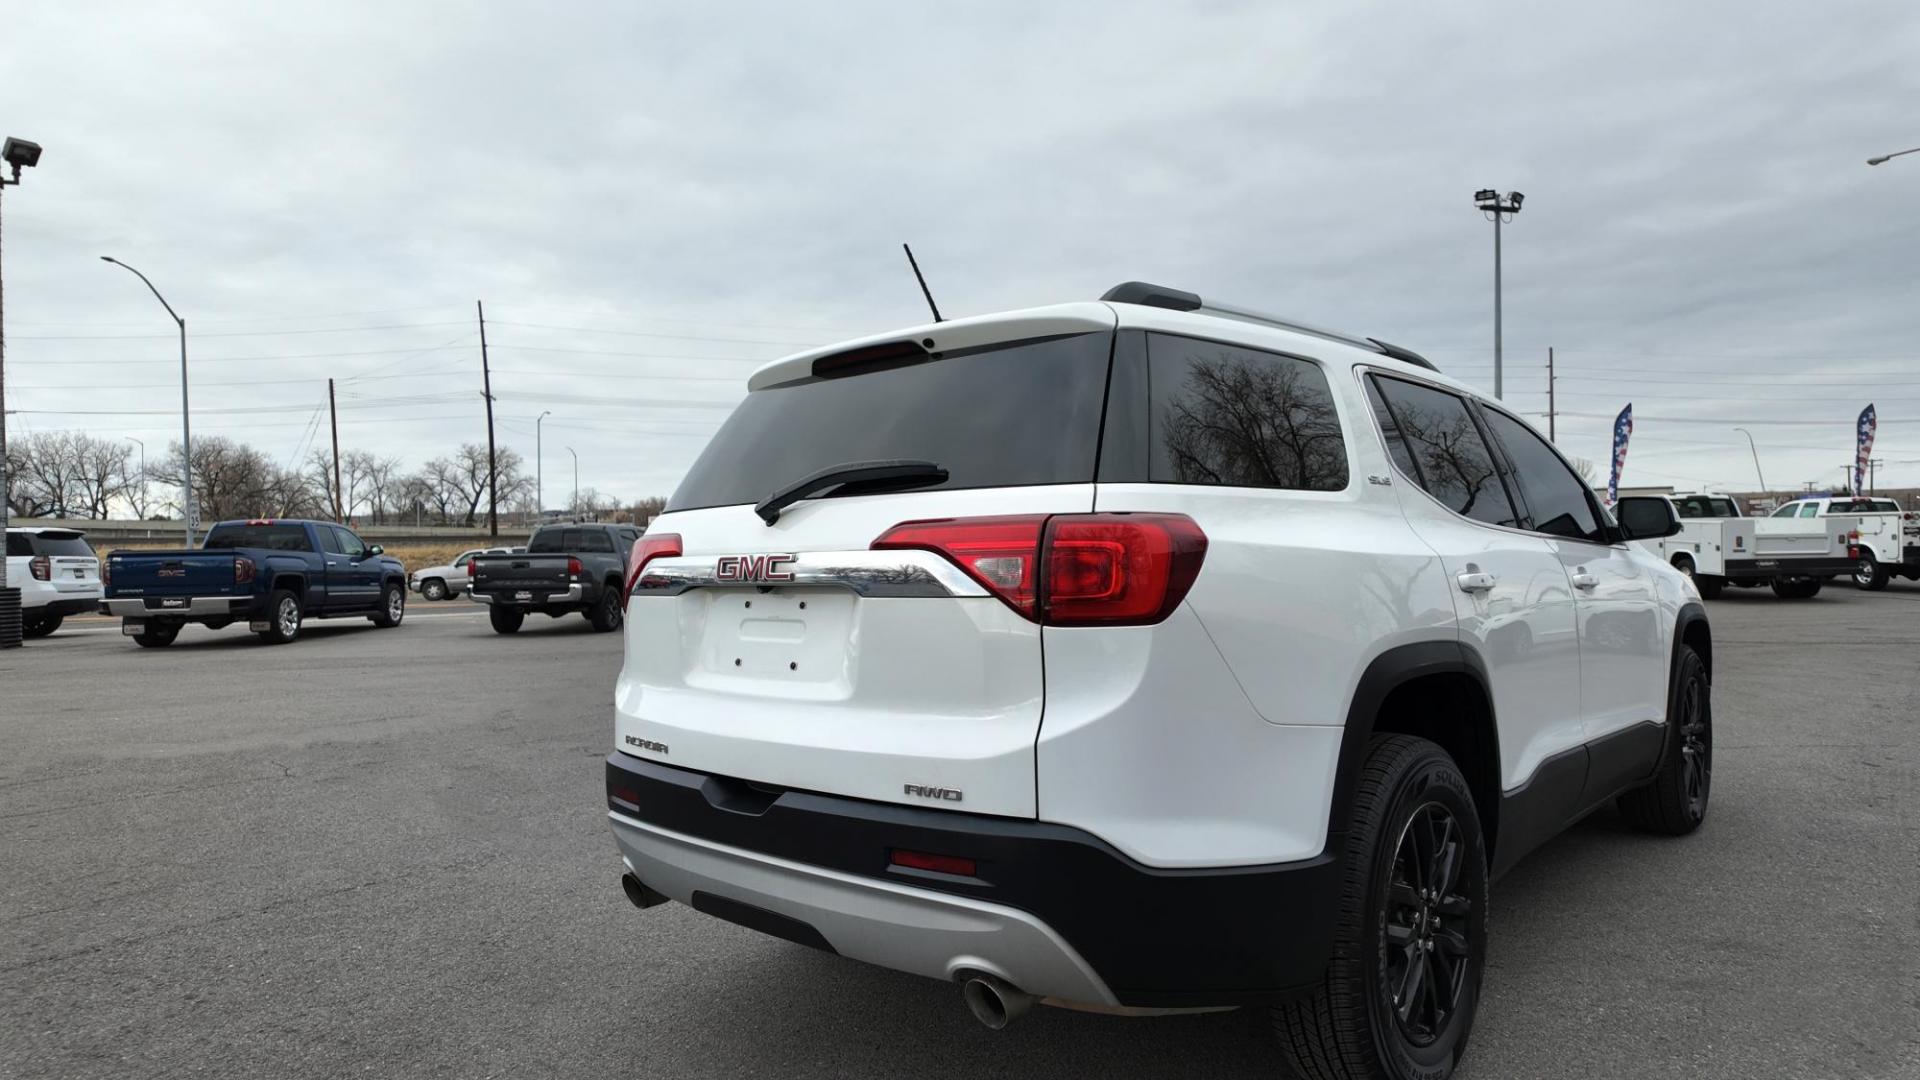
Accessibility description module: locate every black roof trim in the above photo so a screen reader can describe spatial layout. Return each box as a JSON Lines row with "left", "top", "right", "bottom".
{"left": 1367, "top": 338, "right": 1437, "bottom": 371}
{"left": 1100, "top": 281, "right": 1202, "bottom": 311}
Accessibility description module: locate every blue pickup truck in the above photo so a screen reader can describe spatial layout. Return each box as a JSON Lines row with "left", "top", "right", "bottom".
{"left": 102, "top": 519, "right": 408, "bottom": 647}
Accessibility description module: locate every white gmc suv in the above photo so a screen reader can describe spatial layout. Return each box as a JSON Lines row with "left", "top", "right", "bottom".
{"left": 605, "top": 283, "right": 1713, "bottom": 1080}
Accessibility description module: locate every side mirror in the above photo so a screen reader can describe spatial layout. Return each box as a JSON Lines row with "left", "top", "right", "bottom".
{"left": 368, "top": 545, "right": 384, "bottom": 556}
{"left": 1615, "top": 497, "right": 1681, "bottom": 540}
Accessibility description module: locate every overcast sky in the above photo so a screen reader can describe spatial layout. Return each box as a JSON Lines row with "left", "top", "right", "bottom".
{"left": 4, "top": 1, "right": 1918, "bottom": 507}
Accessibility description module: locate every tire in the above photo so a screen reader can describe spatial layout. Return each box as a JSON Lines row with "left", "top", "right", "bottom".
{"left": 489, "top": 606, "right": 525, "bottom": 635}
{"left": 258, "top": 589, "right": 303, "bottom": 644}
{"left": 421, "top": 578, "right": 448, "bottom": 602}
{"left": 22, "top": 613, "right": 61, "bottom": 639}
{"left": 587, "top": 587, "right": 623, "bottom": 632}
{"left": 1272, "top": 735, "right": 1489, "bottom": 1080}
{"left": 1671, "top": 554, "right": 1695, "bottom": 581}
{"left": 1617, "top": 645, "right": 1711, "bottom": 835}
{"left": 1852, "top": 553, "right": 1890, "bottom": 591}
{"left": 372, "top": 582, "right": 406, "bottom": 627}
{"left": 1771, "top": 578, "right": 1821, "bottom": 600}
{"left": 132, "top": 623, "right": 180, "bottom": 648}
{"left": 1695, "top": 576, "right": 1724, "bottom": 600}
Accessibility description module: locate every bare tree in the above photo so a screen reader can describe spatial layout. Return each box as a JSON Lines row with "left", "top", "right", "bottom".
{"left": 70, "top": 436, "right": 137, "bottom": 519}
{"left": 1571, "top": 457, "right": 1598, "bottom": 485}
{"left": 628, "top": 495, "right": 667, "bottom": 526}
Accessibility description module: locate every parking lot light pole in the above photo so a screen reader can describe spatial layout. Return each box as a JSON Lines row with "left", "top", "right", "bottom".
{"left": 536, "top": 411, "right": 551, "bottom": 517}
{"left": 1733, "top": 427, "right": 1767, "bottom": 494}
{"left": 566, "top": 446, "right": 578, "bottom": 516}
{"left": 1866, "top": 146, "right": 1920, "bottom": 166}
{"left": 0, "top": 138, "right": 44, "bottom": 648}
{"left": 1473, "top": 189, "right": 1524, "bottom": 400}
{"left": 101, "top": 256, "right": 194, "bottom": 548}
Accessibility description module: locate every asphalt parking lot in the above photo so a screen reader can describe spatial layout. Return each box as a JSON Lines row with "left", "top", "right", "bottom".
{"left": 3, "top": 589, "right": 1917, "bottom": 1080}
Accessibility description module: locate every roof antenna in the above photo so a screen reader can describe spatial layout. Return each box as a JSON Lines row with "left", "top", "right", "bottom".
{"left": 902, "top": 243, "right": 943, "bottom": 322}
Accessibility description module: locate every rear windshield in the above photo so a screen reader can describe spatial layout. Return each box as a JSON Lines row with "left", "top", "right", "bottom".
{"left": 668, "top": 332, "right": 1113, "bottom": 512}
{"left": 1674, "top": 496, "right": 1737, "bottom": 518}
{"left": 529, "top": 527, "right": 616, "bottom": 553}
{"left": 202, "top": 523, "right": 314, "bottom": 552}
{"left": 6, "top": 531, "right": 95, "bottom": 557}
{"left": 1825, "top": 499, "right": 1899, "bottom": 514}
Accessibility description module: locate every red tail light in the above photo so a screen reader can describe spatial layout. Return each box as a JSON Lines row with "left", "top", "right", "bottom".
{"left": 234, "top": 556, "right": 256, "bottom": 585}
{"left": 101, "top": 559, "right": 112, "bottom": 587}
{"left": 872, "top": 513, "right": 1207, "bottom": 626}
{"left": 873, "top": 515, "right": 1046, "bottom": 617}
{"left": 567, "top": 556, "right": 583, "bottom": 578}
{"left": 28, "top": 556, "right": 50, "bottom": 581}
{"left": 466, "top": 557, "right": 478, "bottom": 578}
{"left": 624, "top": 533, "right": 683, "bottom": 601}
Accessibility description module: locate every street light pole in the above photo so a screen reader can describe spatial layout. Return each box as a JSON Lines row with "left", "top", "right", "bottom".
{"left": 1473, "top": 189, "right": 1525, "bottom": 400}
{"left": 566, "top": 446, "right": 578, "bottom": 516}
{"left": 0, "top": 138, "right": 44, "bottom": 623}
{"left": 536, "top": 410, "right": 551, "bottom": 519}
{"left": 1733, "top": 427, "right": 1767, "bottom": 494}
{"left": 1866, "top": 146, "right": 1920, "bottom": 166}
{"left": 102, "top": 257, "right": 194, "bottom": 547}
{"left": 128, "top": 437, "right": 145, "bottom": 517}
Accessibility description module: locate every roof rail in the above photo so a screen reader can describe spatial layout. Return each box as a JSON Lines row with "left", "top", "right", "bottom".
{"left": 1099, "top": 281, "right": 1438, "bottom": 372}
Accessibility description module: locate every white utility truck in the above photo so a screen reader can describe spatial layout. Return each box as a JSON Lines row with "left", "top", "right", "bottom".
{"left": 1763, "top": 496, "right": 1919, "bottom": 590}
{"left": 1638, "top": 492, "right": 1858, "bottom": 598}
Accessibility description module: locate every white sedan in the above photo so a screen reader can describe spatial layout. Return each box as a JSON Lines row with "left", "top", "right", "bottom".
{"left": 409, "top": 545, "right": 524, "bottom": 601}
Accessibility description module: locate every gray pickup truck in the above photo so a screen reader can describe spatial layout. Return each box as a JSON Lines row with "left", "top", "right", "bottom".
{"left": 469, "top": 522, "right": 640, "bottom": 634}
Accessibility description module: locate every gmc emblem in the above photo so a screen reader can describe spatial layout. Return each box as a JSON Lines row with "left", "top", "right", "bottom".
{"left": 715, "top": 553, "right": 796, "bottom": 583}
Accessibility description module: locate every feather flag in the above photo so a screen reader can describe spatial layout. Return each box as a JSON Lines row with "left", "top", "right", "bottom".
{"left": 1854, "top": 404, "right": 1877, "bottom": 496}
{"left": 1606, "top": 404, "right": 1633, "bottom": 506}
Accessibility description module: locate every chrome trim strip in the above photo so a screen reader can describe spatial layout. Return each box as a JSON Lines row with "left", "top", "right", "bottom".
{"left": 471, "top": 583, "right": 583, "bottom": 605}
{"left": 634, "top": 549, "right": 987, "bottom": 598}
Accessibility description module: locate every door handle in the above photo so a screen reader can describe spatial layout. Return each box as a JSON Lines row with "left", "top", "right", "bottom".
{"left": 1572, "top": 572, "right": 1599, "bottom": 590}
{"left": 1456, "top": 571, "right": 1497, "bottom": 594}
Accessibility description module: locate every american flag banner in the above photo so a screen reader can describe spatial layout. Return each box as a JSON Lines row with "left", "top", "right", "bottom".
{"left": 1853, "top": 403, "right": 1877, "bottom": 496}
{"left": 1606, "top": 404, "right": 1633, "bottom": 506}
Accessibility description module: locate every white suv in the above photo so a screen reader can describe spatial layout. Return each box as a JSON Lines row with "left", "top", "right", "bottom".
{"left": 5, "top": 527, "right": 103, "bottom": 638}
{"left": 604, "top": 283, "right": 1713, "bottom": 1080}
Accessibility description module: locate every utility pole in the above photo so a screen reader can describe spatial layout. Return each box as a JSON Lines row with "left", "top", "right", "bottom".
{"left": 477, "top": 300, "right": 498, "bottom": 538}
{"left": 328, "top": 378, "right": 343, "bottom": 522}
{"left": 1869, "top": 458, "right": 1883, "bottom": 493}
{"left": 1547, "top": 347, "right": 1556, "bottom": 441}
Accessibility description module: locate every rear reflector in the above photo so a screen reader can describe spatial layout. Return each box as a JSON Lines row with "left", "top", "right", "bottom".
{"left": 890, "top": 849, "right": 978, "bottom": 877}
{"left": 625, "top": 532, "right": 684, "bottom": 601}
{"left": 872, "top": 513, "right": 1206, "bottom": 626}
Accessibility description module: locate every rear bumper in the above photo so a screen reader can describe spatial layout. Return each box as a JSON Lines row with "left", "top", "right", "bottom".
{"left": 469, "top": 583, "right": 582, "bottom": 606}
{"left": 1722, "top": 556, "right": 1854, "bottom": 582}
{"left": 101, "top": 595, "right": 251, "bottom": 618}
{"left": 32, "top": 595, "right": 100, "bottom": 618}
{"left": 605, "top": 752, "right": 1341, "bottom": 1008}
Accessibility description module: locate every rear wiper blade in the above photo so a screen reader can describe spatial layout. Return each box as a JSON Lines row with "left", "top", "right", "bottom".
{"left": 755, "top": 459, "right": 948, "bottom": 525}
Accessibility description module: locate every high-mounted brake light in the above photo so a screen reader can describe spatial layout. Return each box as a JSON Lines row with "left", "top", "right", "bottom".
{"left": 28, "top": 556, "right": 50, "bottom": 582}
{"left": 234, "top": 556, "right": 256, "bottom": 585}
{"left": 624, "top": 533, "right": 683, "bottom": 601}
{"left": 872, "top": 513, "right": 1207, "bottom": 626}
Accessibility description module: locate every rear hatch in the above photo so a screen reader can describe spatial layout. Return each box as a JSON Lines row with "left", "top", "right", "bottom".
{"left": 21, "top": 531, "right": 101, "bottom": 595}
{"left": 618, "top": 305, "right": 1117, "bottom": 818}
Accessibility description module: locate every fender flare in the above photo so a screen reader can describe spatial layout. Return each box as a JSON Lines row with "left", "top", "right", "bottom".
{"left": 1327, "top": 639, "right": 1499, "bottom": 852}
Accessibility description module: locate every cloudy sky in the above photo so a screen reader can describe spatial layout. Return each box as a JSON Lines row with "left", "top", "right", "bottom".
{"left": 4, "top": 1, "right": 1918, "bottom": 508}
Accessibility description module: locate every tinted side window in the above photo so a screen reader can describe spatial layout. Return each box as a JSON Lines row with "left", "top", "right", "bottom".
{"left": 316, "top": 526, "right": 345, "bottom": 555}
{"left": 1146, "top": 333, "right": 1347, "bottom": 490}
{"left": 333, "top": 527, "right": 368, "bottom": 558}
{"left": 5, "top": 533, "right": 31, "bottom": 557}
{"left": 1799, "top": 504, "right": 1819, "bottom": 518}
{"left": 1368, "top": 376, "right": 1518, "bottom": 528}
{"left": 1363, "top": 378, "right": 1423, "bottom": 482}
{"left": 1481, "top": 409, "right": 1604, "bottom": 542}
{"left": 576, "top": 529, "right": 615, "bottom": 553}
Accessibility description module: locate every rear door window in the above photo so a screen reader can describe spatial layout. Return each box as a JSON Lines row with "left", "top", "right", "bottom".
{"left": 1145, "top": 333, "right": 1348, "bottom": 490}
{"left": 668, "top": 332, "right": 1113, "bottom": 512}
{"left": 1367, "top": 375, "right": 1519, "bottom": 529}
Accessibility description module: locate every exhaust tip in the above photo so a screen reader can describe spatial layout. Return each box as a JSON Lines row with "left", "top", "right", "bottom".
{"left": 620, "top": 872, "right": 670, "bottom": 910}
{"left": 962, "top": 974, "right": 1033, "bottom": 1030}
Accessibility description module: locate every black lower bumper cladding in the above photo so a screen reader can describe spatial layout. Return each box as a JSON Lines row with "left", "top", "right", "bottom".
{"left": 606, "top": 752, "right": 1342, "bottom": 1008}
{"left": 1722, "top": 557, "right": 1854, "bottom": 582}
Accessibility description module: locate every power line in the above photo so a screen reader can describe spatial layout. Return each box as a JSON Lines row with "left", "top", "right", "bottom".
{"left": 4, "top": 345, "right": 471, "bottom": 366}
{"left": 5, "top": 304, "right": 465, "bottom": 328}
{"left": 488, "top": 320, "right": 821, "bottom": 347}
{"left": 13, "top": 320, "right": 470, "bottom": 341}
{"left": 489, "top": 344, "right": 772, "bottom": 362}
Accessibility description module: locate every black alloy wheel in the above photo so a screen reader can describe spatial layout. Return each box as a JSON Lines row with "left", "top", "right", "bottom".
{"left": 1384, "top": 803, "right": 1474, "bottom": 1048}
